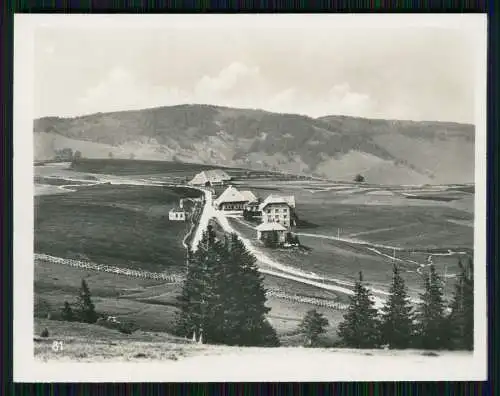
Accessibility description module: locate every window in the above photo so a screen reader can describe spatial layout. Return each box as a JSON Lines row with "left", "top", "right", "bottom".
{"left": 283, "top": 208, "right": 288, "bottom": 213}
{"left": 283, "top": 215, "right": 287, "bottom": 219}
{"left": 267, "top": 209, "right": 271, "bottom": 214}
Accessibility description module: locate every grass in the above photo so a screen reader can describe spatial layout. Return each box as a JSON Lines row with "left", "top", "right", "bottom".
{"left": 34, "top": 176, "right": 90, "bottom": 186}
{"left": 227, "top": 217, "right": 461, "bottom": 298}
{"left": 35, "top": 259, "right": 339, "bottom": 342}
{"left": 34, "top": 318, "right": 203, "bottom": 362}
{"left": 70, "top": 158, "right": 249, "bottom": 177}
{"left": 35, "top": 184, "right": 201, "bottom": 271}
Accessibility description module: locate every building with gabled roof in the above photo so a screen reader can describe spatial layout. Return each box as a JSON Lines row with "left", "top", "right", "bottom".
{"left": 213, "top": 185, "right": 250, "bottom": 211}
{"left": 255, "top": 222, "right": 287, "bottom": 243}
{"left": 188, "top": 169, "right": 231, "bottom": 187}
{"left": 258, "top": 194, "right": 296, "bottom": 228}
{"left": 169, "top": 207, "right": 186, "bottom": 221}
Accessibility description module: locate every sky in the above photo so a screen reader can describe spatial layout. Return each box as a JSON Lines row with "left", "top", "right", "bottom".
{"left": 33, "top": 15, "right": 483, "bottom": 123}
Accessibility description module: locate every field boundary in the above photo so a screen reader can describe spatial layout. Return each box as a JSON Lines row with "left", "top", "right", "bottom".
{"left": 35, "top": 253, "right": 183, "bottom": 283}
{"left": 36, "top": 253, "right": 348, "bottom": 311}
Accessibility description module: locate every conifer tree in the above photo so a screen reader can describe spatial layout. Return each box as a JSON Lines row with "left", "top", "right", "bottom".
{"left": 448, "top": 257, "right": 474, "bottom": 350}
{"left": 416, "top": 264, "right": 447, "bottom": 349}
{"left": 61, "top": 301, "right": 75, "bottom": 322}
{"left": 176, "top": 248, "right": 203, "bottom": 339}
{"left": 298, "top": 309, "right": 329, "bottom": 347}
{"left": 337, "top": 271, "right": 380, "bottom": 348}
{"left": 225, "top": 233, "right": 279, "bottom": 346}
{"left": 75, "top": 279, "right": 98, "bottom": 323}
{"left": 176, "top": 228, "right": 280, "bottom": 347}
{"left": 379, "top": 264, "right": 415, "bottom": 349}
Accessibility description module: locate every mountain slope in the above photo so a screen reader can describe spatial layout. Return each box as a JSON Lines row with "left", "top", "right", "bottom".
{"left": 33, "top": 104, "right": 475, "bottom": 185}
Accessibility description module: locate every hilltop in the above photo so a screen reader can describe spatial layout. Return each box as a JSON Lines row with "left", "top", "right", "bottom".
{"left": 34, "top": 104, "right": 475, "bottom": 185}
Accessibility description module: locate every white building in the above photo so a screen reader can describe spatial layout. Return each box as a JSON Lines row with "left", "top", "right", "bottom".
{"left": 188, "top": 169, "right": 231, "bottom": 187}
{"left": 258, "top": 195, "right": 296, "bottom": 228}
{"left": 169, "top": 207, "right": 186, "bottom": 221}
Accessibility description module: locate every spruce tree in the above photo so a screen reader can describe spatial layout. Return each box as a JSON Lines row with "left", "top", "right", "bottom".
{"left": 176, "top": 248, "right": 204, "bottom": 339}
{"left": 416, "top": 264, "right": 447, "bottom": 349}
{"left": 226, "top": 233, "right": 279, "bottom": 346}
{"left": 337, "top": 272, "right": 380, "bottom": 348}
{"left": 379, "top": 264, "right": 415, "bottom": 349}
{"left": 448, "top": 257, "right": 474, "bottom": 350}
{"left": 61, "top": 301, "right": 75, "bottom": 322}
{"left": 298, "top": 309, "right": 329, "bottom": 347}
{"left": 75, "top": 279, "right": 98, "bottom": 323}
{"left": 176, "top": 228, "right": 280, "bottom": 347}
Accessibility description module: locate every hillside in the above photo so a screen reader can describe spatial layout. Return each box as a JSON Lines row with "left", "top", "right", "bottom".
{"left": 33, "top": 105, "right": 475, "bottom": 185}
{"left": 32, "top": 320, "right": 478, "bottom": 382}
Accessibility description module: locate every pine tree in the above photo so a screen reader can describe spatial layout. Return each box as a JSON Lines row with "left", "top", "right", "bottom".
{"left": 225, "top": 233, "right": 279, "bottom": 346}
{"left": 75, "top": 279, "right": 98, "bottom": 324}
{"left": 379, "top": 264, "right": 415, "bottom": 349}
{"left": 337, "top": 271, "right": 380, "bottom": 348}
{"left": 298, "top": 309, "right": 329, "bottom": 347}
{"left": 416, "top": 264, "right": 448, "bottom": 349}
{"left": 176, "top": 229, "right": 215, "bottom": 342}
{"left": 176, "top": 228, "right": 280, "bottom": 347}
{"left": 61, "top": 301, "right": 75, "bottom": 322}
{"left": 448, "top": 257, "right": 474, "bottom": 350}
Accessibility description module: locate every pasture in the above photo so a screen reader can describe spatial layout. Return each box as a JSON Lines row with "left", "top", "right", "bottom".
{"left": 35, "top": 259, "right": 345, "bottom": 344}
{"left": 35, "top": 183, "right": 201, "bottom": 271}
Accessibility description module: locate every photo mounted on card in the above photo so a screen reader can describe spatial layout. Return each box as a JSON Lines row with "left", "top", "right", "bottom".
{"left": 13, "top": 13, "right": 487, "bottom": 382}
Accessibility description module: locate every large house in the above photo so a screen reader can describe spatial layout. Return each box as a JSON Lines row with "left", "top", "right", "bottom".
{"left": 258, "top": 195, "right": 296, "bottom": 228}
{"left": 213, "top": 186, "right": 256, "bottom": 212}
{"left": 188, "top": 170, "right": 231, "bottom": 187}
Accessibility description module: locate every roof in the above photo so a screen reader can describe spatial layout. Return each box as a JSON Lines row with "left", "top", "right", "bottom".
{"left": 240, "top": 190, "right": 257, "bottom": 203}
{"left": 255, "top": 223, "right": 287, "bottom": 232}
{"left": 259, "top": 195, "right": 296, "bottom": 211}
{"left": 214, "top": 186, "right": 248, "bottom": 206}
{"left": 169, "top": 207, "right": 185, "bottom": 213}
{"left": 188, "top": 169, "right": 231, "bottom": 185}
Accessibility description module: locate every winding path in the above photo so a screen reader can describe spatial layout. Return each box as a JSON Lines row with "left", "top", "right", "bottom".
{"left": 189, "top": 188, "right": 396, "bottom": 309}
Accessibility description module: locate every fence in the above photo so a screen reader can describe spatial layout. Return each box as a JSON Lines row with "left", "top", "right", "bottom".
{"left": 36, "top": 255, "right": 348, "bottom": 311}
{"left": 35, "top": 253, "right": 183, "bottom": 284}
{"left": 265, "top": 288, "right": 349, "bottom": 311}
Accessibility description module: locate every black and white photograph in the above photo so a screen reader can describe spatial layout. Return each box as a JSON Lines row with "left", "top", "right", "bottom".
{"left": 14, "top": 14, "right": 487, "bottom": 382}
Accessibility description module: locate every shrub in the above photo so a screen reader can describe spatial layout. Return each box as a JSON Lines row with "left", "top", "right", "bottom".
{"left": 40, "top": 328, "right": 49, "bottom": 338}
{"left": 118, "top": 321, "right": 139, "bottom": 335}
{"left": 354, "top": 174, "right": 365, "bottom": 183}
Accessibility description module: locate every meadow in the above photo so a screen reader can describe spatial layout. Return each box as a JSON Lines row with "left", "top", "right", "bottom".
{"left": 33, "top": 160, "right": 474, "bottom": 349}
{"left": 35, "top": 183, "right": 201, "bottom": 271}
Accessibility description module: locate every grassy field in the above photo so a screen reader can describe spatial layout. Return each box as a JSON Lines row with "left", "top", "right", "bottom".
{"left": 33, "top": 160, "right": 474, "bottom": 350}
{"left": 227, "top": 216, "right": 462, "bottom": 299}
{"left": 34, "top": 318, "right": 203, "bottom": 362}
{"left": 35, "top": 183, "right": 201, "bottom": 271}
{"left": 35, "top": 259, "right": 344, "bottom": 344}
{"left": 70, "top": 158, "right": 242, "bottom": 176}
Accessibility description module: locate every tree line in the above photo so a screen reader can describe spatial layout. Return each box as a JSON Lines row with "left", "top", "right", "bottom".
{"left": 335, "top": 259, "right": 474, "bottom": 350}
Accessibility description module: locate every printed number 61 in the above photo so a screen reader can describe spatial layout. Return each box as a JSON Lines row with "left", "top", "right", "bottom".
{"left": 52, "top": 341, "right": 64, "bottom": 352}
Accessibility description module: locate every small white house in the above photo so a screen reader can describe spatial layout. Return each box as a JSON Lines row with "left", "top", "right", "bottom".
{"left": 169, "top": 207, "right": 186, "bottom": 221}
